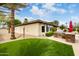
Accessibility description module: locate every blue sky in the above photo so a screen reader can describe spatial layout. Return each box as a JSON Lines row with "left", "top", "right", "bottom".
{"left": 14, "top": 3, "right": 79, "bottom": 25}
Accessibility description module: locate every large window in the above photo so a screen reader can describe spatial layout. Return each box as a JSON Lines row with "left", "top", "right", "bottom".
{"left": 42, "top": 26, "right": 45, "bottom": 32}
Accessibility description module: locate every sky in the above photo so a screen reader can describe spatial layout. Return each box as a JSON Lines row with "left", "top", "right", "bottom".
{"left": 1, "top": 3, "right": 79, "bottom": 25}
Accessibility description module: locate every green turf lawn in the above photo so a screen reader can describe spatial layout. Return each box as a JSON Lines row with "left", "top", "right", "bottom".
{"left": 0, "top": 38, "right": 74, "bottom": 56}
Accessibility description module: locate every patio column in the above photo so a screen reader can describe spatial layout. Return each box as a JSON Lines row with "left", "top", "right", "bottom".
{"left": 45, "top": 24, "right": 47, "bottom": 33}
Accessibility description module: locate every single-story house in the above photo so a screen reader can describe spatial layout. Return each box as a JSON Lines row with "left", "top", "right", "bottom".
{"left": 15, "top": 19, "right": 57, "bottom": 37}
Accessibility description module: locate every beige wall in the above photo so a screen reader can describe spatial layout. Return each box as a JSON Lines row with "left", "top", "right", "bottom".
{"left": 15, "top": 26, "right": 24, "bottom": 34}
{"left": 15, "top": 23, "right": 52, "bottom": 37}
{"left": 15, "top": 23, "right": 40, "bottom": 36}
{"left": 25, "top": 23, "right": 40, "bottom": 36}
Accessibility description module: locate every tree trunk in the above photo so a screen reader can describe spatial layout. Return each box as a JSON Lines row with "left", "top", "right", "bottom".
{"left": 10, "top": 9, "right": 16, "bottom": 39}
{"left": 8, "top": 26, "right": 10, "bottom": 33}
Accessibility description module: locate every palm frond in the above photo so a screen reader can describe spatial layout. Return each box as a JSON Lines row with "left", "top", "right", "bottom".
{"left": 1, "top": 3, "right": 28, "bottom": 10}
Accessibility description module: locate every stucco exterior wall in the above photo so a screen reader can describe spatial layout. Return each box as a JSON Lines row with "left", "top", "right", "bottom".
{"left": 15, "top": 26, "right": 24, "bottom": 34}
{"left": 15, "top": 23, "right": 40, "bottom": 36}
{"left": 24, "top": 23, "right": 40, "bottom": 36}
{"left": 15, "top": 23, "right": 52, "bottom": 37}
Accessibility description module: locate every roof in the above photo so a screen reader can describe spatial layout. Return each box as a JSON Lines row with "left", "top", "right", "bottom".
{"left": 18, "top": 19, "right": 58, "bottom": 27}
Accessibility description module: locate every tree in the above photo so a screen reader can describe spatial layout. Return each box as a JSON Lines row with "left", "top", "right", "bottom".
{"left": 7, "top": 19, "right": 22, "bottom": 27}
{"left": 75, "top": 23, "right": 79, "bottom": 33}
{"left": 77, "top": 27, "right": 79, "bottom": 33}
{"left": 6, "top": 19, "right": 21, "bottom": 33}
{"left": 14, "top": 19, "right": 22, "bottom": 26}
{"left": 48, "top": 20, "right": 59, "bottom": 26}
{"left": 60, "top": 24, "right": 66, "bottom": 30}
{"left": 23, "top": 18, "right": 28, "bottom": 24}
{"left": 73, "top": 27, "right": 76, "bottom": 31}
{"left": 0, "top": 3, "right": 27, "bottom": 39}
{"left": 53, "top": 20, "right": 59, "bottom": 26}
{"left": 51, "top": 27, "right": 57, "bottom": 32}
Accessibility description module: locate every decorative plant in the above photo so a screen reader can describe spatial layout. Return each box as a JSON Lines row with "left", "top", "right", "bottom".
{"left": 69, "top": 21, "right": 73, "bottom": 32}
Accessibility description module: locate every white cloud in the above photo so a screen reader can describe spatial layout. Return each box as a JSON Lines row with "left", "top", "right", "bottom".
{"left": 42, "top": 3, "right": 57, "bottom": 12}
{"left": 56, "top": 8, "right": 67, "bottom": 14}
{"left": 30, "top": 6, "right": 44, "bottom": 17}
{"left": 30, "top": 3, "right": 67, "bottom": 18}
{"left": 42, "top": 3, "right": 67, "bottom": 14}
{"left": 51, "top": 7, "right": 67, "bottom": 14}
{"left": 42, "top": 3, "right": 55, "bottom": 10}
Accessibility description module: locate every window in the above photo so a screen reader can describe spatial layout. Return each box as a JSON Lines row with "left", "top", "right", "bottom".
{"left": 42, "top": 26, "right": 45, "bottom": 32}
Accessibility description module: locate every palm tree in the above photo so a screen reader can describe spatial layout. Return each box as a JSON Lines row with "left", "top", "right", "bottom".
{"left": 0, "top": 3, "right": 27, "bottom": 39}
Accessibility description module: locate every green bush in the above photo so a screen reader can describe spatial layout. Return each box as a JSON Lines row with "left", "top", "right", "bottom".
{"left": 0, "top": 38, "right": 74, "bottom": 56}
{"left": 77, "top": 28, "right": 79, "bottom": 33}
{"left": 73, "top": 27, "right": 76, "bottom": 31}
{"left": 60, "top": 25, "right": 66, "bottom": 30}
{"left": 48, "top": 27, "right": 57, "bottom": 36}
{"left": 46, "top": 31, "right": 54, "bottom": 37}
{"left": 51, "top": 27, "right": 57, "bottom": 32}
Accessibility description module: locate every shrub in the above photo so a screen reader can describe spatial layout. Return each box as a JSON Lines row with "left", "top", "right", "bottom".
{"left": 77, "top": 27, "right": 79, "bottom": 33}
{"left": 51, "top": 27, "right": 57, "bottom": 32}
{"left": 60, "top": 25, "right": 66, "bottom": 30}
{"left": 73, "top": 27, "right": 76, "bottom": 31}
{"left": 46, "top": 31, "right": 54, "bottom": 37}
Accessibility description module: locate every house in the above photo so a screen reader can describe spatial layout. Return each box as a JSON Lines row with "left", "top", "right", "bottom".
{"left": 15, "top": 19, "right": 57, "bottom": 37}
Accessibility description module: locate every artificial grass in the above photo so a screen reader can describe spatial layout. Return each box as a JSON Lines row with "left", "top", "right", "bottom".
{"left": 0, "top": 38, "right": 74, "bottom": 56}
